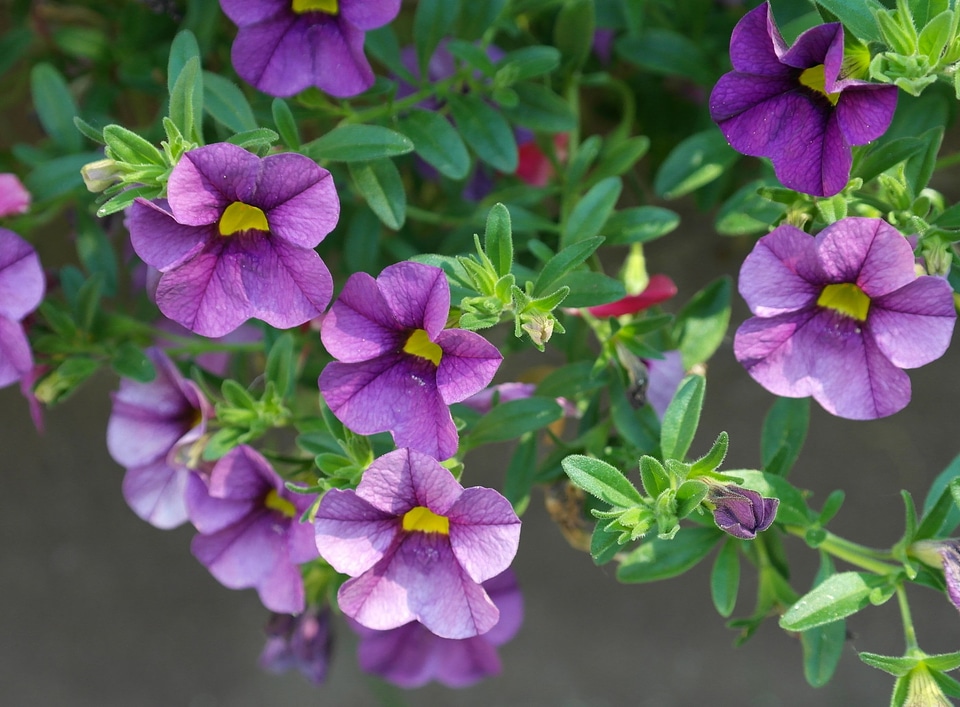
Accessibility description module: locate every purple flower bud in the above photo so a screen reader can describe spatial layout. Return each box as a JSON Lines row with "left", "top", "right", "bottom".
{"left": 708, "top": 484, "right": 779, "bottom": 540}
{"left": 911, "top": 539, "right": 960, "bottom": 613}
{"left": 259, "top": 606, "right": 333, "bottom": 685}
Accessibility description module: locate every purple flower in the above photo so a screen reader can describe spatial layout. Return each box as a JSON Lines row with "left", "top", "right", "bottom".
{"left": 645, "top": 350, "right": 686, "bottom": 420}
{"left": 0, "top": 228, "right": 44, "bottom": 388}
{"left": 107, "top": 347, "right": 213, "bottom": 529}
{"left": 187, "top": 445, "right": 319, "bottom": 613}
{"left": 735, "top": 218, "right": 956, "bottom": 419}
{"left": 220, "top": 0, "right": 401, "bottom": 98}
{"left": 912, "top": 540, "right": 960, "bottom": 614}
{"left": 313, "top": 448, "right": 521, "bottom": 639}
{"left": 708, "top": 483, "right": 779, "bottom": 539}
{"left": 127, "top": 143, "right": 338, "bottom": 337}
{"left": 709, "top": 2, "right": 897, "bottom": 196}
{"left": 351, "top": 569, "right": 523, "bottom": 688}
{"left": 259, "top": 606, "right": 333, "bottom": 684}
{"left": 319, "top": 262, "right": 501, "bottom": 461}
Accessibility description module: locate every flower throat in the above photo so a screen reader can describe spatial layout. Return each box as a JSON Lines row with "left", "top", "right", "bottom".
{"left": 292, "top": 0, "right": 338, "bottom": 14}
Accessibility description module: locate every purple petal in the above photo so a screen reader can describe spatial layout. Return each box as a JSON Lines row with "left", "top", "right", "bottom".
{"left": 476, "top": 569, "right": 524, "bottom": 645}
{"left": 645, "top": 350, "right": 686, "bottom": 420}
{"left": 340, "top": 0, "right": 401, "bottom": 31}
{"left": 168, "top": 144, "right": 262, "bottom": 224}
{"left": 738, "top": 224, "right": 821, "bottom": 316}
{"left": 308, "top": 19, "right": 376, "bottom": 98}
{"left": 727, "top": 4, "right": 790, "bottom": 75}
{"left": 231, "top": 16, "right": 310, "bottom": 98}
{"left": 219, "top": 0, "right": 286, "bottom": 26}
{"left": 377, "top": 262, "right": 450, "bottom": 336}
{"left": 320, "top": 272, "right": 404, "bottom": 362}
{"left": 0, "top": 174, "right": 31, "bottom": 216}
{"left": 191, "top": 511, "right": 285, "bottom": 589}
{"left": 355, "top": 448, "right": 464, "bottom": 516}
{"left": 122, "top": 459, "right": 191, "bottom": 530}
{"left": 256, "top": 554, "right": 307, "bottom": 614}
{"left": 207, "top": 445, "right": 273, "bottom": 501}
{"left": 869, "top": 277, "right": 956, "bottom": 368}
{"left": 447, "top": 488, "right": 521, "bottom": 583}
{"left": 313, "top": 488, "right": 400, "bottom": 576}
{"left": 836, "top": 85, "right": 898, "bottom": 145}
{"left": 771, "top": 97, "right": 848, "bottom": 197}
{"left": 816, "top": 217, "right": 915, "bottom": 295}
{"left": 710, "top": 72, "right": 798, "bottom": 129}
{"left": 186, "top": 471, "right": 255, "bottom": 535}
{"left": 435, "top": 330, "right": 502, "bottom": 404}
{"left": 0, "top": 316, "right": 33, "bottom": 388}
{"left": 254, "top": 152, "right": 340, "bottom": 248}
{"left": 0, "top": 228, "right": 44, "bottom": 321}
{"left": 939, "top": 543, "right": 960, "bottom": 613}
{"left": 127, "top": 199, "right": 210, "bottom": 272}
{"left": 354, "top": 622, "right": 441, "bottom": 688}
{"left": 779, "top": 22, "right": 841, "bottom": 73}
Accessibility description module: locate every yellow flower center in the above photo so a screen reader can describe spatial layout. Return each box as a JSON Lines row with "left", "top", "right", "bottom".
{"left": 403, "top": 329, "right": 443, "bottom": 366}
{"left": 817, "top": 282, "right": 871, "bottom": 321}
{"left": 264, "top": 489, "right": 297, "bottom": 518}
{"left": 402, "top": 505, "right": 450, "bottom": 534}
{"left": 291, "top": 0, "right": 338, "bottom": 14}
{"left": 798, "top": 64, "right": 841, "bottom": 106}
{"left": 219, "top": 202, "right": 269, "bottom": 236}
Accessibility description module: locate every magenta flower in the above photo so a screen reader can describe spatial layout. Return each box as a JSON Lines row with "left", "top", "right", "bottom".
{"left": 127, "top": 143, "right": 338, "bottom": 337}
{"left": 708, "top": 484, "right": 779, "bottom": 540}
{"left": 220, "top": 0, "right": 401, "bottom": 98}
{"left": 187, "top": 445, "right": 319, "bottom": 613}
{"left": 735, "top": 218, "right": 956, "bottom": 419}
{"left": 259, "top": 606, "right": 333, "bottom": 684}
{"left": 313, "top": 448, "right": 521, "bottom": 639}
{"left": 107, "top": 347, "right": 212, "bottom": 529}
{"left": 0, "top": 228, "right": 44, "bottom": 388}
{"left": 319, "top": 262, "right": 501, "bottom": 461}
{"left": 351, "top": 569, "right": 523, "bottom": 688}
{"left": 0, "top": 174, "right": 30, "bottom": 216}
{"left": 709, "top": 2, "right": 897, "bottom": 196}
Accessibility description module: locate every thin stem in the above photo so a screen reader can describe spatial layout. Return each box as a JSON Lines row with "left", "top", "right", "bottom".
{"left": 896, "top": 584, "right": 920, "bottom": 652}
{"left": 785, "top": 526, "right": 900, "bottom": 575}
{"left": 935, "top": 151, "right": 960, "bottom": 170}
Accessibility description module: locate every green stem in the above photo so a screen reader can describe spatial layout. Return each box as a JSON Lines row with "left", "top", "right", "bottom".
{"left": 896, "top": 584, "right": 920, "bottom": 652}
{"left": 785, "top": 526, "right": 900, "bottom": 575}
{"left": 935, "top": 151, "right": 960, "bottom": 170}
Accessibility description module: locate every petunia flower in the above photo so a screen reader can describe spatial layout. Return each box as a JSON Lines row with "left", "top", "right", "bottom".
{"left": 220, "top": 0, "right": 401, "bottom": 98}
{"left": 709, "top": 2, "right": 897, "bottom": 196}
{"left": 127, "top": 143, "right": 338, "bottom": 337}
{"left": 0, "top": 174, "right": 30, "bottom": 216}
{"left": 910, "top": 539, "right": 960, "bottom": 614}
{"left": 734, "top": 217, "right": 956, "bottom": 419}
{"left": 313, "top": 448, "right": 521, "bottom": 639}
{"left": 107, "top": 347, "right": 213, "bottom": 529}
{"left": 350, "top": 569, "right": 523, "bottom": 688}
{"left": 187, "top": 445, "right": 319, "bottom": 614}
{"left": 259, "top": 606, "right": 333, "bottom": 684}
{"left": 319, "top": 261, "right": 501, "bottom": 461}
{"left": 707, "top": 483, "right": 779, "bottom": 540}
{"left": 0, "top": 228, "right": 44, "bottom": 389}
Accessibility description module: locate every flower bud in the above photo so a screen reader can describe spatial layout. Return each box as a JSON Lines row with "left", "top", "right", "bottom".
{"left": 80, "top": 158, "right": 122, "bottom": 193}
{"left": 910, "top": 539, "right": 960, "bottom": 612}
{"left": 707, "top": 484, "right": 779, "bottom": 540}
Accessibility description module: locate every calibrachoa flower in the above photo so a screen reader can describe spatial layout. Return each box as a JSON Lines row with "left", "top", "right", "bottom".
{"left": 0, "top": 174, "right": 30, "bottom": 216}
{"left": 187, "top": 445, "right": 319, "bottom": 613}
{"left": 351, "top": 569, "right": 523, "bottom": 688}
{"left": 127, "top": 143, "right": 338, "bottom": 337}
{"left": 107, "top": 347, "right": 212, "bottom": 529}
{"left": 0, "top": 228, "right": 44, "bottom": 389}
{"left": 220, "top": 0, "right": 401, "bottom": 98}
{"left": 709, "top": 2, "right": 897, "bottom": 196}
{"left": 735, "top": 218, "right": 956, "bottom": 419}
{"left": 707, "top": 483, "right": 779, "bottom": 540}
{"left": 259, "top": 606, "right": 333, "bottom": 684}
{"left": 911, "top": 540, "right": 960, "bottom": 614}
{"left": 313, "top": 448, "right": 521, "bottom": 639}
{"left": 319, "top": 261, "right": 501, "bottom": 461}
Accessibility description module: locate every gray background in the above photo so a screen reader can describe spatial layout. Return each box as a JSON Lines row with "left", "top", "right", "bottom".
{"left": 3, "top": 201, "right": 960, "bottom": 706}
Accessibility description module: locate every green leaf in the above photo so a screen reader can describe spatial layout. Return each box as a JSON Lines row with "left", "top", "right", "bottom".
{"left": 484, "top": 203, "right": 513, "bottom": 278}
{"left": 563, "top": 177, "right": 622, "bottom": 245}
{"left": 554, "top": 0, "right": 595, "bottom": 74}
{"left": 344, "top": 206, "right": 382, "bottom": 275}
{"left": 731, "top": 469, "right": 815, "bottom": 527}
{"left": 905, "top": 127, "right": 944, "bottom": 196}
{"left": 168, "top": 56, "right": 203, "bottom": 145}
{"left": 617, "top": 526, "right": 723, "bottom": 583}
{"left": 814, "top": 0, "right": 883, "bottom": 43}
{"left": 801, "top": 620, "right": 847, "bottom": 687}
{"left": 589, "top": 135, "right": 651, "bottom": 183}
{"left": 672, "top": 276, "right": 731, "bottom": 369}
{"left": 609, "top": 374, "right": 661, "bottom": 454}
{"left": 639, "top": 456, "right": 670, "bottom": 497}
{"left": 603, "top": 206, "right": 680, "bottom": 245}
{"left": 780, "top": 572, "right": 888, "bottom": 631}
{"left": 456, "top": 0, "right": 506, "bottom": 39}
{"left": 616, "top": 30, "right": 713, "bottom": 85}
{"left": 552, "top": 271, "right": 624, "bottom": 307}
{"left": 348, "top": 159, "right": 406, "bottom": 230}
{"left": 854, "top": 136, "right": 925, "bottom": 183}
{"left": 467, "top": 397, "right": 563, "bottom": 446}
{"left": 715, "top": 180, "right": 788, "bottom": 236}
{"left": 0, "top": 26, "right": 34, "bottom": 79}
{"left": 690, "top": 431, "right": 729, "bottom": 476}
{"left": 918, "top": 453, "right": 960, "bottom": 538}
{"left": 858, "top": 652, "right": 920, "bottom": 677}
{"left": 202, "top": 71, "right": 257, "bottom": 133}
{"left": 264, "top": 332, "right": 294, "bottom": 398}
{"left": 413, "top": 0, "right": 460, "bottom": 77}
{"left": 25, "top": 151, "right": 101, "bottom": 201}
{"left": 504, "top": 433, "right": 537, "bottom": 515}
{"left": 533, "top": 236, "right": 604, "bottom": 296}
{"left": 398, "top": 108, "right": 470, "bottom": 180}
{"left": 102, "top": 124, "right": 165, "bottom": 166}
{"left": 761, "top": 397, "right": 810, "bottom": 477}
{"left": 272, "top": 99, "right": 301, "bottom": 150}
{"left": 448, "top": 93, "right": 518, "bottom": 172}
{"left": 660, "top": 374, "right": 705, "bottom": 461}
{"left": 496, "top": 46, "right": 561, "bottom": 84}
{"left": 111, "top": 342, "right": 156, "bottom": 383}
{"left": 711, "top": 539, "right": 740, "bottom": 617}
{"left": 562, "top": 454, "right": 644, "bottom": 508}
{"left": 167, "top": 29, "right": 200, "bottom": 96}
{"left": 303, "top": 125, "right": 415, "bottom": 162}
{"left": 224, "top": 128, "right": 279, "bottom": 151}
{"left": 502, "top": 83, "right": 577, "bottom": 133}
{"left": 653, "top": 129, "right": 738, "bottom": 199}
{"left": 30, "top": 63, "right": 83, "bottom": 152}
{"left": 591, "top": 521, "right": 624, "bottom": 565}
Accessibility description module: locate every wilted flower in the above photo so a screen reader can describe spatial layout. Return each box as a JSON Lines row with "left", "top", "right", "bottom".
{"left": 709, "top": 2, "right": 897, "bottom": 196}
{"left": 314, "top": 448, "right": 521, "bottom": 639}
{"left": 351, "top": 569, "right": 523, "bottom": 688}
{"left": 187, "top": 445, "right": 319, "bottom": 613}
{"left": 220, "top": 0, "right": 401, "bottom": 98}
{"left": 259, "top": 606, "right": 333, "bottom": 684}
{"left": 707, "top": 483, "right": 779, "bottom": 540}
{"left": 0, "top": 228, "right": 44, "bottom": 388}
{"left": 319, "top": 262, "right": 501, "bottom": 461}
{"left": 127, "top": 143, "right": 339, "bottom": 337}
{"left": 735, "top": 218, "right": 956, "bottom": 419}
{"left": 565, "top": 274, "right": 677, "bottom": 318}
{"left": 0, "top": 174, "right": 30, "bottom": 216}
{"left": 107, "top": 347, "right": 212, "bottom": 529}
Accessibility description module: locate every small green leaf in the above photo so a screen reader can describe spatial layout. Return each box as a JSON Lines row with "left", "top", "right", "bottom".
{"left": 761, "top": 397, "right": 810, "bottom": 477}
{"left": 448, "top": 93, "right": 518, "bottom": 172}
{"left": 502, "top": 83, "right": 577, "bottom": 133}
{"left": 660, "top": 374, "right": 705, "bottom": 462}
{"left": 102, "top": 124, "right": 165, "bottom": 166}
{"left": 780, "top": 572, "right": 888, "bottom": 631}
{"left": 653, "top": 128, "right": 738, "bottom": 199}
{"left": 690, "top": 431, "right": 729, "bottom": 476}
{"left": 554, "top": 0, "right": 595, "bottom": 74}
{"left": 715, "top": 180, "right": 788, "bottom": 236}
{"left": 854, "top": 136, "right": 924, "bottom": 183}
{"left": 398, "top": 108, "right": 470, "bottom": 180}
{"left": 639, "top": 456, "right": 670, "bottom": 497}
{"left": 168, "top": 55, "right": 203, "bottom": 145}
{"left": 616, "top": 29, "right": 713, "bottom": 85}
{"left": 591, "top": 521, "right": 624, "bottom": 565}
{"left": 731, "top": 469, "right": 815, "bottom": 527}
{"left": 858, "top": 652, "right": 920, "bottom": 677}
{"left": 563, "top": 177, "right": 622, "bottom": 245}
{"left": 202, "top": 71, "right": 257, "bottom": 133}
{"left": 561, "top": 454, "right": 644, "bottom": 508}
{"left": 484, "top": 203, "right": 513, "bottom": 278}
{"left": 553, "top": 271, "right": 624, "bottom": 308}
{"left": 348, "top": 159, "right": 406, "bottom": 230}
{"left": 303, "top": 125, "right": 414, "bottom": 162}
{"left": 672, "top": 276, "right": 731, "bottom": 369}
{"left": 111, "top": 343, "right": 156, "bottom": 383}
{"left": 224, "top": 128, "right": 279, "bottom": 151}
{"left": 413, "top": 0, "right": 460, "bottom": 77}
{"left": 272, "top": 99, "right": 301, "bottom": 150}
{"left": 467, "top": 397, "right": 563, "bottom": 446}
{"left": 814, "top": 0, "right": 883, "bottom": 43}
{"left": 617, "top": 526, "right": 723, "bottom": 583}
{"left": 167, "top": 29, "right": 200, "bottom": 96}
{"left": 496, "top": 46, "right": 561, "bottom": 84}
{"left": 917, "top": 453, "right": 960, "bottom": 539}
{"left": 801, "top": 620, "right": 847, "bottom": 687}
{"left": 265, "top": 332, "right": 295, "bottom": 398}
{"left": 456, "top": 0, "right": 506, "bottom": 39}
{"left": 30, "top": 63, "right": 83, "bottom": 152}
{"left": 711, "top": 539, "right": 740, "bottom": 617}
{"left": 504, "top": 433, "right": 537, "bottom": 515}
{"left": 603, "top": 206, "right": 680, "bottom": 245}
{"left": 533, "top": 236, "right": 604, "bottom": 296}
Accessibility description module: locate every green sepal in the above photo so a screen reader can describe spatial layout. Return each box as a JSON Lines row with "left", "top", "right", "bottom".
{"left": 689, "top": 431, "right": 729, "bottom": 476}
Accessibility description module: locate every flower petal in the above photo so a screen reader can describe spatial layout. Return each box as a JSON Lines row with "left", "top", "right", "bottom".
{"left": 869, "top": 277, "right": 956, "bottom": 368}
{"left": 231, "top": 15, "right": 313, "bottom": 98}
{"left": 0, "top": 228, "right": 44, "bottom": 321}
{"left": 127, "top": 199, "right": 210, "bottom": 272}
{"left": 307, "top": 19, "right": 375, "bottom": 98}
{"left": 340, "top": 0, "right": 402, "bottom": 31}
{"left": 355, "top": 448, "right": 464, "bottom": 516}
{"left": 377, "top": 262, "right": 450, "bottom": 336}
{"left": 255, "top": 152, "right": 340, "bottom": 248}
{"left": 447, "top": 487, "right": 521, "bottom": 583}
{"left": 435, "top": 330, "right": 502, "bottom": 404}
{"left": 0, "top": 316, "right": 34, "bottom": 388}
{"left": 727, "top": 3, "right": 790, "bottom": 75}
{"left": 168, "top": 143, "right": 261, "bottom": 224}
{"left": 738, "top": 223, "right": 821, "bottom": 316}
{"left": 836, "top": 84, "right": 898, "bottom": 145}
{"left": 313, "top": 488, "right": 400, "bottom": 576}
{"left": 320, "top": 272, "right": 404, "bottom": 362}
{"left": 122, "top": 459, "right": 191, "bottom": 530}
{"left": 817, "top": 217, "right": 915, "bottom": 295}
